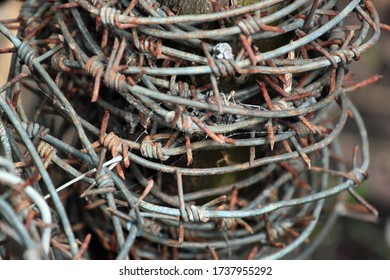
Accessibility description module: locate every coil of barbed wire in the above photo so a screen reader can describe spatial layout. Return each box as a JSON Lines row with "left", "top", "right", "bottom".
{"left": 0, "top": 0, "right": 381, "bottom": 259}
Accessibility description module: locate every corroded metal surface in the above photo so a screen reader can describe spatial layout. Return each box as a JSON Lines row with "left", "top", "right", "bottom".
{"left": 0, "top": 0, "right": 381, "bottom": 259}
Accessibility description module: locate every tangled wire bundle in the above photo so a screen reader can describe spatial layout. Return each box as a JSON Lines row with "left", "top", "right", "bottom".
{"left": 0, "top": 0, "right": 382, "bottom": 259}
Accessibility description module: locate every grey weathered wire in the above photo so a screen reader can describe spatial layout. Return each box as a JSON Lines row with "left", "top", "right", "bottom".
{"left": 0, "top": 0, "right": 380, "bottom": 259}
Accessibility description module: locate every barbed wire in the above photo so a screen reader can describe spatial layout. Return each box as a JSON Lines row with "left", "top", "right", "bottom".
{"left": 0, "top": 0, "right": 381, "bottom": 259}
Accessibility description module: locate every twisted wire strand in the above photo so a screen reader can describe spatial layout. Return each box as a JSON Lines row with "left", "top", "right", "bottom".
{"left": 0, "top": 0, "right": 379, "bottom": 259}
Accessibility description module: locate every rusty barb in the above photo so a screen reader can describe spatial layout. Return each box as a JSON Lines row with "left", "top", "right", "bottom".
{"left": 0, "top": 0, "right": 382, "bottom": 259}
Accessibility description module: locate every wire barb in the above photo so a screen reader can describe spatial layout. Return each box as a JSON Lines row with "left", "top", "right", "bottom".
{"left": 0, "top": 0, "right": 380, "bottom": 260}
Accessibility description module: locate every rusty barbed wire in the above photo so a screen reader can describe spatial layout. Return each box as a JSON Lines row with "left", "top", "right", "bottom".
{"left": 0, "top": 0, "right": 382, "bottom": 259}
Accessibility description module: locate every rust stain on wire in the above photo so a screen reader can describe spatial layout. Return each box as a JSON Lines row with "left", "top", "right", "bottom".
{"left": 0, "top": 0, "right": 383, "bottom": 259}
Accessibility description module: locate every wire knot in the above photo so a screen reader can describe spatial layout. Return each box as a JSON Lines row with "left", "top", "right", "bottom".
{"left": 22, "top": 122, "right": 50, "bottom": 142}
{"left": 349, "top": 45, "right": 361, "bottom": 61}
{"left": 95, "top": 170, "right": 115, "bottom": 189}
{"left": 140, "top": 136, "right": 169, "bottom": 161}
{"left": 37, "top": 141, "right": 57, "bottom": 168}
{"left": 170, "top": 81, "right": 192, "bottom": 99}
{"left": 100, "top": 6, "right": 120, "bottom": 27}
{"left": 51, "top": 52, "right": 71, "bottom": 72}
{"left": 101, "top": 132, "right": 130, "bottom": 179}
{"left": 106, "top": 72, "right": 127, "bottom": 93}
{"left": 237, "top": 14, "right": 284, "bottom": 36}
{"left": 212, "top": 59, "right": 238, "bottom": 77}
{"left": 175, "top": 113, "right": 194, "bottom": 135}
{"left": 348, "top": 168, "right": 369, "bottom": 185}
{"left": 85, "top": 56, "right": 105, "bottom": 101}
{"left": 183, "top": 205, "right": 209, "bottom": 223}
{"left": 139, "top": 36, "right": 162, "bottom": 58}
{"left": 85, "top": 56, "right": 105, "bottom": 77}
{"left": 18, "top": 41, "right": 36, "bottom": 67}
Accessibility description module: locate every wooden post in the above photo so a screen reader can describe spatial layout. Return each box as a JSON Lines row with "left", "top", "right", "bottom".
{"left": 158, "top": 0, "right": 230, "bottom": 15}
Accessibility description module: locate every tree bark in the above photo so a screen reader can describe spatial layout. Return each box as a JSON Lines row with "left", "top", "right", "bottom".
{"left": 158, "top": 1, "right": 290, "bottom": 15}
{"left": 158, "top": 0, "right": 230, "bottom": 15}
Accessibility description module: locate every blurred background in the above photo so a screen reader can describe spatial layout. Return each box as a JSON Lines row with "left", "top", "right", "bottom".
{"left": 0, "top": 0, "right": 389, "bottom": 259}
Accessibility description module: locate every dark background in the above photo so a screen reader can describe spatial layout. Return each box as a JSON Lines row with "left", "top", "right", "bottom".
{"left": 0, "top": 0, "right": 389, "bottom": 259}
{"left": 325, "top": 0, "right": 390, "bottom": 260}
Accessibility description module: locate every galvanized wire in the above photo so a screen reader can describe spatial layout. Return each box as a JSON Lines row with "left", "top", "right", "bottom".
{"left": 0, "top": 0, "right": 380, "bottom": 259}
